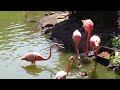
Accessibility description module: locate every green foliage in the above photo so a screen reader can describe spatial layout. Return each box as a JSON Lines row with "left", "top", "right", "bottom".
{"left": 107, "top": 55, "right": 120, "bottom": 64}
{"left": 111, "top": 36, "right": 120, "bottom": 50}
{"left": 107, "top": 55, "right": 115, "bottom": 61}
{"left": 113, "top": 55, "right": 120, "bottom": 64}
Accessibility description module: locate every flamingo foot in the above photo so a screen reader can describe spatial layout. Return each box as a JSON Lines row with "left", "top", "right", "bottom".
{"left": 89, "top": 67, "right": 96, "bottom": 72}
{"left": 77, "top": 55, "right": 82, "bottom": 67}
{"left": 31, "top": 61, "right": 36, "bottom": 65}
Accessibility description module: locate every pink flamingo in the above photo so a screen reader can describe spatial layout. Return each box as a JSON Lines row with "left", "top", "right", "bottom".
{"left": 21, "top": 43, "right": 64, "bottom": 65}
{"left": 55, "top": 56, "right": 76, "bottom": 79}
{"left": 90, "top": 35, "right": 101, "bottom": 71}
{"left": 82, "top": 19, "right": 94, "bottom": 57}
{"left": 72, "top": 29, "right": 81, "bottom": 65}
{"left": 90, "top": 35, "right": 101, "bottom": 55}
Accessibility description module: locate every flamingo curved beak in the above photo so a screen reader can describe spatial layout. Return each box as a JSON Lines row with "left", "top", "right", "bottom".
{"left": 21, "top": 56, "right": 26, "bottom": 60}
{"left": 58, "top": 44, "right": 65, "bottom": 50}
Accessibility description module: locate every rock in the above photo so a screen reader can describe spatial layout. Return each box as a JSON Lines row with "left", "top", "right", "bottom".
{"left": 37, "top": 11, "right": 92, "bottom": 53}
{"left": 37, "top": 11, "right": 117, "bottom": 53}
{"left": 42, "top": 24, "right": 54, "bottom": 29}
{"left": 49, "top": 12, "right": 55, "bottom": 15}
{"left": 107, "top": 62, "right": 119, "bottom": 71}
{"left": 79, "top": 71, "right": 88, "bottom": 78}
{"left": 44, "top": 13, "right": 49, "bottom": 16}
{"left": 115, "top": 66, "right": 120, "bottom": 75}
{"left": 37, "top": 12, "right": 69, "bottom": 32}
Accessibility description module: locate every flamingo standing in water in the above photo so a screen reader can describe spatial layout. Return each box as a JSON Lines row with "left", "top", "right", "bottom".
{"left": 90, "top": 35, "right": 101, "bottom": 71}
{"left": 21, "top": 43, "right": 64, "bottom": 65}
{"left": 55, "top": 56, "right": 76, "bottom": 79}
{"left": 82, "top": 19, "right": 94, "bottom": 57}
{"left": 72, "top": 29, "right": 81, "bottom": 65}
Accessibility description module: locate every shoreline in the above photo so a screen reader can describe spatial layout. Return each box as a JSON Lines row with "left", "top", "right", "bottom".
{"left": 36, "top": 11, "right": 120, "bottom": 53}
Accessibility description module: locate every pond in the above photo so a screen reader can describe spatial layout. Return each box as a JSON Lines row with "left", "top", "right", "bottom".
{"left": 0, "top": 11, "right": 120, "bottom": 79}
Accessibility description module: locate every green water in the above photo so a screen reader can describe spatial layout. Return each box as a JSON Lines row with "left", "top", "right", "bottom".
{"left": 0, "top": 11, "right": 119, "bottom": 79}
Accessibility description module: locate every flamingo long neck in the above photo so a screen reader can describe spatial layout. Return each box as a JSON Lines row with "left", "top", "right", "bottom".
{"left": 43, "top": 44, "right": 54, "bottom": 60}
{"left": 66, "top": 57, "right": 75, "bottom": 76}
{"left": 66, "top": 61, "right": 70, "bottom": 76}
{"left": 85, "top": 32, "right": 91, "bottom": 57}
{"left": 96, "top": 47, "right": 99, "bottom": 56}
{"left": 96, "top": 49, "right": 98, "bottom": 56}
{"left": 75, "top": 43, "right": 79, "bottom": 55}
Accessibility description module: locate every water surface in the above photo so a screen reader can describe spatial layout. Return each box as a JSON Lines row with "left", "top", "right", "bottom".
{"left": 0, "top": 11, "right": 119, "bottom": 79}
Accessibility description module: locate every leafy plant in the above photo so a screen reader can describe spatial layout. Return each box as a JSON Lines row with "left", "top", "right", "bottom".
{"left": 107, "top": 54, "right": 120, "bottom": 64}
{"left": 111, "top": 36, "right": 120, "bottom": 50}
{"left": 113, "top": 55, "right": 120, "bottom": 64}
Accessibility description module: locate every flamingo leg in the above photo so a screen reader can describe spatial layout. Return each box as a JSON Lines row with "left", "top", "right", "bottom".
{"left": 92, "top": 48, "right": 99, "bottom": 72}
{"left": 75, "top": 43, "right": 81, "bottom": 65}
{"left": 77, "top": 55, "right": 81, "bottom": 67}
{"left": 94, "top": 47, "right": 99, "bottom": 71}
{"left": 33, "top": 61, "right": 36, "bottom": 65}
{"left": 92, "top": 58, "right": 97, "bottom": 72}
{"left": 31, "top": 61, "right": 36, "bottom": 65}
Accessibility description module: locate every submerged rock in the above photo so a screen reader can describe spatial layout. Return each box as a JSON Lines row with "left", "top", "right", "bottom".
{"left": 115, "top": 66, "right": 120, "bottom": 75}
{"left": 107, "top": 62, "right": 120, "bottom": 75}
{"left": 107, "top": 62, "right": 118, "bottom": 70}
{"left": 78, "top": 71, "right": 88, "bottom": 78}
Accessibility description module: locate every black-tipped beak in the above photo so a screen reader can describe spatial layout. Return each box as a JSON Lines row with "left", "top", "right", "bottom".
{"left": 58, "top": 44, "right": 64, "bottom": 49}
{"left": 21, "top": 57, "right": 25, "bottom": 60}
{"left": 58, "top": 44, "right": 65, "bottom": 51}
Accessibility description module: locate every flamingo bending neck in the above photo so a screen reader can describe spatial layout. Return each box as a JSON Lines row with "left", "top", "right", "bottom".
{"left": 42, "top": 44, "right": 58, "bottom": 60}
{"left": 66, "top": 56, "right": 76, "bottom": 76}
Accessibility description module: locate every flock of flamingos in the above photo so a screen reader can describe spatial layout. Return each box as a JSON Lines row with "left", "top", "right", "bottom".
{"left": 21, "top": 19, "right": 101, "bottom": 79}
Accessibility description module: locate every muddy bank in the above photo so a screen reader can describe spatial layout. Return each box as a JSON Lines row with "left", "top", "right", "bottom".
{"left": 37, "top": 11, "right": 119, "bottom": 53}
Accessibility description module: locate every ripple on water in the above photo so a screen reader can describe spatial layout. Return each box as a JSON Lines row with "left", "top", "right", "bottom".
{"left": 5, "top": 24, "right": 26, "bottom": 30}
{"left": 0, "top": 11, "right": 64, "bottom": 79}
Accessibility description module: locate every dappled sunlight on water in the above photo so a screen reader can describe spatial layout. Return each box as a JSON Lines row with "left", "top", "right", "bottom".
{"left": 0, "top": 11, "right": 61, "bottom": 79}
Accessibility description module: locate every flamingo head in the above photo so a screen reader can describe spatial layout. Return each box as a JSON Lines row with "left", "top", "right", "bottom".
{"left": 81, "top": 19, "right": 94, "bottom": 33}
{"left": 53, "top": 43, "right": 65, "bottom": 50}
{"left": 72, "top": 29, "right": 81, "bottom": 44}
{"left": 21, "top": 56, "right": 27, "bottom": 60}
{"left": 90, "top": 35, "right": 101, "bottom": 49}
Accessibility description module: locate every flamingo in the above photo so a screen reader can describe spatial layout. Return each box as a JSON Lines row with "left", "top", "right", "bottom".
{"left": 72, "top": 29, "right": 81, "bottom": 65}
{"left": 90, "top": 35, "right": 101, "bottom": 71}
{"left": 82, "top": 19, "right": 94, "bottom": 57}
{"left": 55, "top": 56, "right": 76, "bottom": 79}
{"left": 21, "top": 43, "right": 64, "bottom": 65}
{"left": 90, "top": 35, "right": 101, "bottom": 55}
